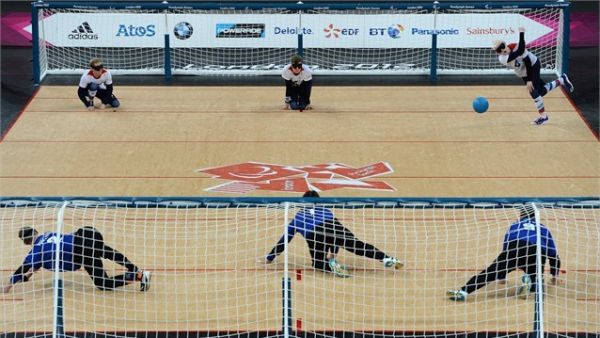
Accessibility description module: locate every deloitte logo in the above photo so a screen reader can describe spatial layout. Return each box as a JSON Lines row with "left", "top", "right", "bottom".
{"left": 68, "top": 22, "right": 98, "bottom": 40}
{"left": 174, "top": 22, "right": 193, "bottom": 40}
{"left": 387, "top": 24, "right": 405, "bottom": 39}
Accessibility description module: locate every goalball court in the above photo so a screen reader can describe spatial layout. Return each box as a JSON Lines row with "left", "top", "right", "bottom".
{"left": 0, "top": 84, "right": 598, "bottom": 336}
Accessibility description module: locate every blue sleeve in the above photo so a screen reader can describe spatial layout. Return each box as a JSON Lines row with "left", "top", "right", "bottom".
{"left": 502, "top": 229, "right": 510, "bottom": 252}
{"left": 10, "top": 248, "right": 40, "bottom": 284}
{"left": 265, "top": 221, "right": 297, "bottom": 262}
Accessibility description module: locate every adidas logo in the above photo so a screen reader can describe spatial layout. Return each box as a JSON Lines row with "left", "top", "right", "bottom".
{"left": 68, "top": 22, "right": 98, "bottom": 40}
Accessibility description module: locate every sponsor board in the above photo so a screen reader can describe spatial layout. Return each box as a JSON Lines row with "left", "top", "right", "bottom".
{"left": 26, "top": 13, "right": 553, "bottom": 48}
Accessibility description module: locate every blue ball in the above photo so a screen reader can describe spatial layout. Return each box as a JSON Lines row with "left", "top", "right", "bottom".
{"left": 472, "top": 96, "right": 489, "bottom": 113}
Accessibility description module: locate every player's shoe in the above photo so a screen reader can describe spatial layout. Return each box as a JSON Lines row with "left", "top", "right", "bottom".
{"left": 140, "top": 270, "right": 152, "bottom": 292}
{"left": 328, "top": 259, "right": 350, "bottom": 278}
{"left": 561, "top": 73, "right": 574, "bottom": 93}
{"left": 383, "top": 257, "right": 404, "bottom": 269}
{"left": 447, "top": 290, "right": 467, "bottom": 301}
{"left": 517, "top": 274, "right": 532, "bottom": 300}
{"left": 531, "top": 115, "right": 549, "bottom": 125}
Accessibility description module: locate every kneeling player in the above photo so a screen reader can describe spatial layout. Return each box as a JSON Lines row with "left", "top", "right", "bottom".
{"left": 77, "top": 58, "right": 121, "bottom": 111}
{"left": 282, "top": 55, "right": 313, "bottom": 111}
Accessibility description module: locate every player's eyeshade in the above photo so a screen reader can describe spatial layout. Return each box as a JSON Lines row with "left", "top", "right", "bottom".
{"left": 92, "top": 64, "right": 104, "bottom": 71}
{"left": 292, "top": 63, "right": 302, "bottom": 69}
{"left": 494, "top": 43, "right": 506, "bottom": 53}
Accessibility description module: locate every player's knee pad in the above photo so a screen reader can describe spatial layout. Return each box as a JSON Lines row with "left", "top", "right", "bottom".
{"left": 87, "top": 82, "right": 99, "bottom": 97}
{"left": 289, "top": 101, "right": 301, "bottom": 110}
{"left": 111, "top": 97, "right": 120, "bottom": 108}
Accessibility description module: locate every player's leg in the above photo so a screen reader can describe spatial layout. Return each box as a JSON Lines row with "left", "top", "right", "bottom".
{"left": 448, "top": 241, "right": 520, "bottom": 300}
{"left": 297, "top": 80, "right": 313, "bottom": 110}
{"left": 75, "top": 227, "right": 150, "bottom": 291}
{"left": 528, "top": 62, "right": 549, "bottom": 125}
{"left": 329, "top": 220, "right": 403, "bottom": 268}
{"left": 516, "top": 244, "right": 542, "bottom": 299}
{"left": 305, "top": 230, "right": 331, "bottom": 272}
{"left": 96, "top": 90, "right": 120, "bottom": 109}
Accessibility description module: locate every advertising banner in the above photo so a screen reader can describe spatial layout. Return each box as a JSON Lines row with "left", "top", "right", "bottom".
{"left": 27, "top": 13, "right": 553, "bottom": 48}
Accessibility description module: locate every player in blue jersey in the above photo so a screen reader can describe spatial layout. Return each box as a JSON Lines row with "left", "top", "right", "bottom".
{"left": 447, "top": 206, "right": 561, "bottom": 301}
{"left": 2, "top": 226, "right": 151, "bottom": 293}
{"left": 492, "top": 27, "right": 573, "bottom": 125}
{"left": 264, "top": 190, "right": 403, "bottom": 277}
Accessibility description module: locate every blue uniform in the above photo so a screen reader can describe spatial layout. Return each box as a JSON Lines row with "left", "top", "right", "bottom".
{"left": 266, "top": 207, "right": 334, "bottom": 262}
{"left": 502, "top": 218, "right": 558, "bottom": 258}
{"left": 11, "top": 232, "right": 79, "bottom": 284}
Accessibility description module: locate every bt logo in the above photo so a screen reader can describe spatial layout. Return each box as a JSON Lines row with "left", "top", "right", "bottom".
{"left": 116, "top": 24, "right": 156, "bottom": 37}
{"left": 324, "top": 24, "right": 359, "bottom": 38}
{"left": 369, "top": 24, "right": 405, "bottom": 38}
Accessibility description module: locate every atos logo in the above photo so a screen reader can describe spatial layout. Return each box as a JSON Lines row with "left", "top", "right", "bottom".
{"left": 324, "top": 24, "right": 359, "bottom": 38}
{"left": 369, "top": 24, "right": 405, "bottom": 38}
{"left": 116, "top": 24, "right": 156, "bottom": 37}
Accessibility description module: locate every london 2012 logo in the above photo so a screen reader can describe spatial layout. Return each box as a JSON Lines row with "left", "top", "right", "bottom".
{"left": 174, "top": 22, "right": 193, "bottom": 40}
{"left": 196, "top": 161, "right": 395, "bottom": 194}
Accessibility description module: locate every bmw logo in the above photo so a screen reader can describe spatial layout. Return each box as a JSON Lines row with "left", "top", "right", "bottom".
{"left": 387, "top": 24, "right": 404, "bottom": 39}
{"left": 174, "top": 22, "right": 193, "bottom": 40}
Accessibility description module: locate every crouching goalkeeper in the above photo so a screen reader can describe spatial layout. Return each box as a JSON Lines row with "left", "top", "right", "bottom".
{"left": 77, "top": 58, "right": 120, "bottom": 111}
{"left": 282, "top": 55, "right": 312, "bottom": 111}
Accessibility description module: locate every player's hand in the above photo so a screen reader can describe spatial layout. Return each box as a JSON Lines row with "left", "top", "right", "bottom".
{"left": 2, "top": 284, "right": 12, "bottom": 293}
{"left": 526, "top": 81, "right": 534, "bottom": 93}
{"left": 497, "top": 279, "right": 507, "bottom": 285}
{"left": 519, "top": 27, "right": 525, "bottom": 33}
{"left": 551, "top": 276, "right": 560, "bottom": 285}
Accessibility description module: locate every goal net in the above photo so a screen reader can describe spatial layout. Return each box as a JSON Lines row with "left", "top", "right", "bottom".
{"left": 1, "top": 198, "right": 598, "bottom": 337}
{"left": 29, "top": 1, "right": 569, "bottom": 81}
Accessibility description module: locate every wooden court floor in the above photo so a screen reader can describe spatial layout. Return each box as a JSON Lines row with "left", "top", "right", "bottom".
{"left": 0, "top": 85, "right": 598, "bottom": 197}
{"left": 0, "top": 85, "right": 599, "bottom": 334}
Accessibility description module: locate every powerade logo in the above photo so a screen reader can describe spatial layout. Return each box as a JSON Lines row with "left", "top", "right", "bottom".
{"left": 216, "top": 24, "right": 265, "bottom": 38}
{"left": 174, "top": 22, "right": 193, "bottom": 40}
{"left": 116, "top": 24, "right": 156, "bottom": 37}
{"left": 369, "top": 24, "right": 405, "bottom": 38}
{"left": 69, "top": 22, "right": 98, "bottom": 40}
{"left": 411, "top": 27, "right": 459, "bottom": 35}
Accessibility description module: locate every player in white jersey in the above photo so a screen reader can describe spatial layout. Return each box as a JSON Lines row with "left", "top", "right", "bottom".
{"left": 493, "top": 27, "right": 574, "bottom": 125}
{"left": 77, "top": 58, "right": 120, "bottom": 111}
{"left": 282, "top": 55, "right": 313, "bottom": 111}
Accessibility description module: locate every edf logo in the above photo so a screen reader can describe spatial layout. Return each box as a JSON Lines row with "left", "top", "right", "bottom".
{"left": 324, "top": 24, "right": 359, "bottom": 38}
{"left": 116, "top": 24, "right": 156, "bottom": 37}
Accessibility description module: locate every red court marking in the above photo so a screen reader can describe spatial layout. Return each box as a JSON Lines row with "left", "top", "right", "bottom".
{"left": 0, "top": 298, "right": 23, "bottom": 301}
{"left": 1, "top": 175, "right": 598, "bottom": 179}
{"left": 296, "top": 269, "right": 302, "bottom": 281}
{"left": 576, "top": 298, "right": 600, "bottom": 302}
{"left": 296, "top": 318, "right": 303, "bottom": 331}
{"left": 2, "top": 139, "right": 595, "bottom": 144}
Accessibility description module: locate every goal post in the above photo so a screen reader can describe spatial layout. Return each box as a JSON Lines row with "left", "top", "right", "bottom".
{"left": 30, "top": 1, "right": 570, "bottom": 84}
{"left": 1, "top": 197, "right": 598, "bottom": 337}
